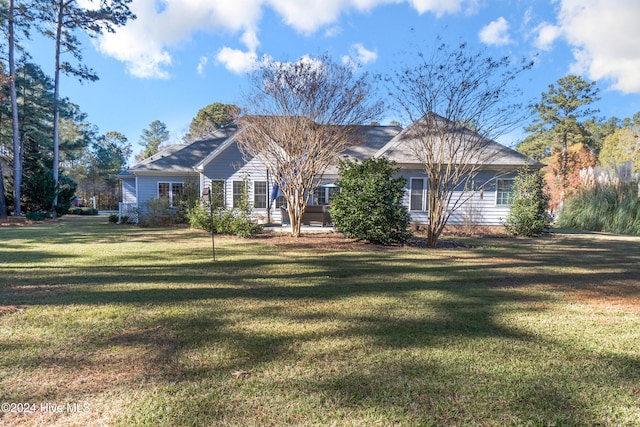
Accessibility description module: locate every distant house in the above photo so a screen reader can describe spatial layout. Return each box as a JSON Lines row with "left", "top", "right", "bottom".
{"left": 118, "top": 117, "right": 537, "bottom": 227}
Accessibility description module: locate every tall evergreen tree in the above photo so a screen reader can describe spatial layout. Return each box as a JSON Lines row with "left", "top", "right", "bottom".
{"left": 17, "top": 62, "right": 56, "bottom": 212}
{"left": 0, "top": 70, "right": 8, "bottom": 218}
{"left": 39, "top": 0, "right": 135, "bottom": 216}
{"left": 523, "top": 75, "right": 600, "bottom": 196}
{"left": 1, "top": 0, "right": 33, "bottom": 216}
{"left": 137, "top": 120, "right": 169, "bottom": 161}
{"left": 183, "top": 102, "right": 239, "bottom": 143}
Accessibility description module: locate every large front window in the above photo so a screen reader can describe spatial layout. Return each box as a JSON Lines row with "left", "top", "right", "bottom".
{"left": 496, "top": 179, "right": 514, "bottom": 205}
{"left": 410, "top": 178, "right": 426, "bottom": 211}
{"left": 158, "top": 182, "right": 184, "bottom": 207}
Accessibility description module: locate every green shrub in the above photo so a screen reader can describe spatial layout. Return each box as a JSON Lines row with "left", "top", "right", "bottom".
{"left": 22, "top": 171, "right": 77, "bottom": 217}
{"left": 69, "top": 207, "right": 99, "bottom": 215}
{"left": 186, "top": 201, "right": 262, "bottom": 238}
{"left": 504, "top": 166, "right": 551, "bottom": 236}
{"left": 56, "top": 175, "right": 77, "bottom": 216}
{"left": 186, "top": 201, "right": 213, "bottom": 231}
{"left": 330, "top": 158, "right": 412, "bottom": 245}
{"left": 26, "top": 211, "right": 49, "bottom": 221}
{"left": 108, "top": 213, "right": 119, "bottom": 223}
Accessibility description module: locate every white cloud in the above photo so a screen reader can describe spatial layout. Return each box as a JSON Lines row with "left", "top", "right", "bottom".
{"left": 95, "top": 0, "right": 262, "bottom": 78}
{"left": 216, "top": 29, "right": 260, "bottom": 74}
{"left": 342, "top": 43, "right": 378, "bottom": 68}
{"left": 533, "top": 22, "right": 561, "bottom": 51}
{"left": 216, "top": 48, "right": 259, "bottom": 74}
{"left": 94, "top": 0, "right": 481, "bottom": 78}
{"left": 408, "top": 0, "right": 478, "bottom": 17}
{"left": 543, "top": 0, "right": 640, "bottom": 93}
{"left": 197, "top": 56, "right": 208, "bottom": 76}
{"left": 324, "top": 25, "right": 342, "bottom": 38}
{"left": 479, "top": 17, "right": 512, "bottom": 46}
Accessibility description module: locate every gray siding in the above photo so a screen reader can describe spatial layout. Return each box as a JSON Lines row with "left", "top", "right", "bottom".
{"left": 203, "top": 143, "right": 244, "bottom": 180}
{"left": 398, "top": 169, "right": 518, "bottom": 226}
{"left": 121, "top": 178, "right": 136, "bottom": 204}
{"left": 136, "top": 174, "right": 192, "bottom": 212}
{"left": 202, "top": 150, "right": 282, "bottom": 223}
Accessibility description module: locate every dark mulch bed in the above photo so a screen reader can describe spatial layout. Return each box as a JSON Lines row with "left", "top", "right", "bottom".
{"left": 256, "top": 230, "right": 473, "bottom": 250}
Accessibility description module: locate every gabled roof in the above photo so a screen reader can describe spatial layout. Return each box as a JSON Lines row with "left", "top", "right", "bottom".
{"left": 126, "top": 125, "right": 238, "bottom": 174}
{"left": 343, "top": 125, "right": 403, "bottom": 160}
{"left": 194, "top": 127, "right": 243, "bottom": 171}
{"left": 121, "top": 115, "right": 537, "bottom": 179}
{"left": 375, "top": 114, "right": 539, "bottom": 167}
{"left": 322, "top": 125, "right": 402, "bottom": 175}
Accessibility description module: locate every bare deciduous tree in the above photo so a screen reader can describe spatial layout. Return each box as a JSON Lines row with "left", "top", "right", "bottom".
{"left": 237, "top": 55, "right": 383, "bottom": 237}
{"left": 387, "top": 42, "right": 533, "bottom": 247}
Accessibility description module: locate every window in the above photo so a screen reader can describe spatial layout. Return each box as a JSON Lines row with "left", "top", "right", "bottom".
{"left": 275, "top": 195, "right": 286, "bottom": 209}
{"left": 496, "top": 179, "right": 514, "bottom": 205}
{"left": 327, "top": 187, "right": 338, "bottom": 204}
{"left": 254, "top": 181, "right": 267, "bottom": 209}
{"left": 410, "top": 178, "right": 426, "bottom": 211}
{"left": 158, "top": 182, "right": 170, "bottom": 200}
{"left": 205, "top": 180, "right": 225, "bottom": 208}
{"left": 313, "top": 187, "right": 327, "bottom": 206}
{"left": 158, "top": 182, "right": 183, "bottom": 207}
{"left": 312, "top": 185, "right": 339, "bottom": 206}
{"left": 232, "top": 180, "right": 247, "bottom": 208}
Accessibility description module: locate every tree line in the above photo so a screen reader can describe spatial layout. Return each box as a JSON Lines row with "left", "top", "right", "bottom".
{"left": 0, "top": 0, "right": 134, "bottom": 218}
{"left": 2, "top": 8, "right": 638, "bottom": 243}
{"left": 516, "top": 75, "right": 640, "bottom": 211}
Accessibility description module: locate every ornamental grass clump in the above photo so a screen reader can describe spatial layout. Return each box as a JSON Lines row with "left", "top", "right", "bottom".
{"left": 557, "top": 162, "right": 640, "bottom": 235}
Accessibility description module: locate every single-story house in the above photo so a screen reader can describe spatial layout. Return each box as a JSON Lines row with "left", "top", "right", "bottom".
{"left": 118, "top": 116, "right": 538, "bottom": 227}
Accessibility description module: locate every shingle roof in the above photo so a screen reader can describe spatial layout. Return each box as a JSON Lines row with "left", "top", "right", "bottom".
{"left": 123, "top": 115, "right": 538, "bottom": 178}
{"left": 126, "top": 125, "right": 237, "bottom": 174}
{"left": 322, "top": 125, "right": 402, "bottom": 175}
{"left": 375, "top": 114, "right": 539, "bottom": 167}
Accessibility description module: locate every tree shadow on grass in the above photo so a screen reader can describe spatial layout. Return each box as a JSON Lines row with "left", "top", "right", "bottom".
{"left": 2, "top": 224, "right": 640, "bottom": 425}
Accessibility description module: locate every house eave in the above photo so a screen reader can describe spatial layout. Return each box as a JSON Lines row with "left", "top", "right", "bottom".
{"left": 127, "top": 170, "right": 199, "bottom": 176}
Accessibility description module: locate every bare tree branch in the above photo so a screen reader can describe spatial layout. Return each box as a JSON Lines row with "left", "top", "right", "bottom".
{"left": 386, "top": 41, "right": 533, "bottom": 247}
{"left": 237, "top": 54, "right": 383, "bottom": 237}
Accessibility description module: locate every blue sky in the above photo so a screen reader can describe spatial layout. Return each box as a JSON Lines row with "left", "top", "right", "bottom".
{"left": 27, "top": 0, "right": 640, "bottom": 157}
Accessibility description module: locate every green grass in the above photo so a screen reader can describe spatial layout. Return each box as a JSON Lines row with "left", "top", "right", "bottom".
{"left": 1, "top": 216, "right": 640, "bottom": 426}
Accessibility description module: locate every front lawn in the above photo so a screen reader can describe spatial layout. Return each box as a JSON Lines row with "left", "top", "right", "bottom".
{"left": 1, "top": 217, "right": 639, "bottom": 426}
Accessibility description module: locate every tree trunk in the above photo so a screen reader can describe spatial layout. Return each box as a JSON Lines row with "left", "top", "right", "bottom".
{"left": 0, "top": 160, "right": 7, "bottom": 219}
{"left": 9, "top": 0, "right": 22, "bottom": 217}
{"left": 51, "top": 0, "right": 64, "bottom": 219}
{"left": 560, "top": 131, "right": 568, "bottom": 202}
{"left": 287, "top": 195, "right": 305, "bottom": 238}
{"left": 426, "top": 187, "right": 443, "bottom": 249}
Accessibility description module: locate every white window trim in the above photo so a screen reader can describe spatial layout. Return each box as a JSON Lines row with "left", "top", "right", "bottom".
{"left": 208, "top": 179, "right": 225, "bottom": 207}
{"left": 254, "top": 180, "right": 268, "bottom": 210}
{"left": 495, "top": 178, "right": 514, "bottom": 206}
{"left": 158, "top": 181, "right": 184, "bottom": 208}
{"left": 232, "top": 180, "right": 246, "bottom": 209}
{"left": 409, "top": 177, "right": 427, "bottom": 211}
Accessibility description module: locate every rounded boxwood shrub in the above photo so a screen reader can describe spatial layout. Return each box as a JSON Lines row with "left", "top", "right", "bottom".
{"left": 330, "top": 157, "right": 412, "bottom": 245}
